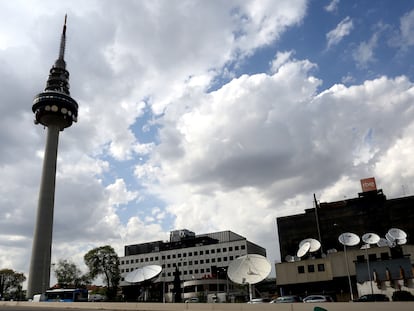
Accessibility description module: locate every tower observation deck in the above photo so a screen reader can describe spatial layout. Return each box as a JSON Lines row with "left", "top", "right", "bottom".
{"left": 27, "top": 16, "right": 78, "bottom": 298}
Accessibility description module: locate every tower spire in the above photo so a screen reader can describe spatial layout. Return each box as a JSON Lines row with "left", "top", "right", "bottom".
{"left": 58, "top": 14, "right": 67, "bottom": 66}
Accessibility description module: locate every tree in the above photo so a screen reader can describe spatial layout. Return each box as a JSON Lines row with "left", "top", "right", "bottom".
{"left": 53, "top": 259, "right": 87, "bottom": 288}
{"left": 84, "top": 245, "right": 120, "bottom": 300}
{"left": 0, "top": 269, "right": 26, "bottom": 300}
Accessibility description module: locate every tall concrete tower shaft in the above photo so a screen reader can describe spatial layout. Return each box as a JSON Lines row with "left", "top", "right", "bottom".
{"left": 27, "top": 16, "right": 78, "bottom": 298}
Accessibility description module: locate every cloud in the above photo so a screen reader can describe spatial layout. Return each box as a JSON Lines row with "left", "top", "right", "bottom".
{"left": 324, "top": 0, "right": 340, "bottom": 13}
{"left": 326, "top": 16, "right": 353, "bottom": 49}
{"left": 352, "top": 32, "right": 379, "bottom": 68}
{"left": 389, "top": 9, "right": 414, "bottom": 51}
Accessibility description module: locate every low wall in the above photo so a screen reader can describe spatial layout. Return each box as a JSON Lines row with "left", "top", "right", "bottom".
{"left": 1, "top": 301, "right": 414, "bottom": 311}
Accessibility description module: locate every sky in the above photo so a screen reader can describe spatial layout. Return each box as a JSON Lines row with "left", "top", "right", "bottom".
{"left": 1, "top": 0, "right": 414, "bottom": 286}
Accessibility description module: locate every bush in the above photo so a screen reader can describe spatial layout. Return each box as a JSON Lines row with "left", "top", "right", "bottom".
{"left": 392, "top": 290, "right": 414, "bottom": 301}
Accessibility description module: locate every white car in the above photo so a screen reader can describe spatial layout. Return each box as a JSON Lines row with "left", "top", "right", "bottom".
{"left": 303, "top": 295, "right": 333, "bottom": 303}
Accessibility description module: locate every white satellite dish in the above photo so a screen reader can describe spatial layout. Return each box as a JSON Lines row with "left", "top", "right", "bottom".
{"left": 297, "top": 241, "right": 311, "bottom": 258}
{"left": 125, "top": 265, "right": 162, "bottom": 283}
{"left": 377, "top": 238, "right": 390, "bottom": 247}
{"left": 388, "top": 228, "right": 407, "bottom": 240}
{"left": 362, "top": 233, "right": 380, "bottom": 245}
{"left": 285, "top": 255, "right": 295, "bottom": 262}
{"left": 397, "top": 238, "right": 407, "bottom": 245}
{"left": 227, "top": 254, "right": 271, "bottom": 285}
{"left": 338, "top": 232, "right": 360, "bottom": 246}
{"left": 299, "top": 238, "right": 321, "bottom": 252}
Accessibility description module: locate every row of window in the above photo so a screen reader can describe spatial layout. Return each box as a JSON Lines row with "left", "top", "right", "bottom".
{"left": 120, "top": 245, "right": 246, "bottom": 265}
{"left": 297, "top": 263, "right": 325, "bottom": 274}
{"left": 121, "top": 256, "right": 237, "bottom": 273}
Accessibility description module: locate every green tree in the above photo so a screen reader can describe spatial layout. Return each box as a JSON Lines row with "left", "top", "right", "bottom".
{"left": 0, "top": 269, "right": 26, "bottom": 300}
{"left": 84, "top": 245, "right": 120, "bottom": 300}
{"left": 53, "top": 259, "right": 88, "bottom": 288}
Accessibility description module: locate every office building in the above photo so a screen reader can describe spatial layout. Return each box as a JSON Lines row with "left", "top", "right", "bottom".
{"left": 275, "top": 177, "right": 414, "bottom": 300}
{"left": 120, "top": 229, "right": 266, "bottom": 302}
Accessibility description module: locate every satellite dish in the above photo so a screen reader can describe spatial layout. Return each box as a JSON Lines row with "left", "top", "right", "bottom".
{"left": 338, "top": 232, "right": 360, "bottom": 246}
{"left": 293, "top": 256, "right": 301, "bottom": 262}
{"left": 299, "top": 238, "right": 321, "bottom": 252}
{"left": 397, "top": 238, "right": 407, "bottom": 245}
{"left": 362, "top": 233, "right": 380, "bottom": 245}
{"left": 388, "top": 228, "right": 407, "bottom": 240}
{"left": 377, "top": 238, "right": 390, "bottom": 247}
{"left": 285, "top": 255, "right": 295, "bottom": 262}
{"left": 125, "top": 265, "right": 162, "bottom": 283}
{"left": 360, "top": 244, "right": 370, "bottom": 249}
{"left": 297, "top": 241, "right": 311, "bottom": 257}
{"left": 227, "top": 254, "right": 271, "bottom": 285}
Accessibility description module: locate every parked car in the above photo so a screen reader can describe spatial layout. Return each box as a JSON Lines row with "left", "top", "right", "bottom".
{"left": 392, "top": 291, "right": 414, "bottom": 301}
{"left": 270, "top": 295, "right": 302, "bottom": 303}
{"left": 185, "top": 297, "right": 200, "bottom": 303}
{"left": 354, "top": 294, "right": 389, "bottom": 302}
{"left": 247, "top": 298, "right": 271, "bottom": 303}
{"left": 303, "top": 295, "right": 333, "bottom": 303}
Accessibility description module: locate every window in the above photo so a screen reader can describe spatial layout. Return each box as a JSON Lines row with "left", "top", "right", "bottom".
{"left": 381, "top": 252, "right": 389, "bottom": 260}
{"left": 235, "top": 246, "right": 239, "bottom": 251}
{"left": 162, "top": 255, "right": 165, "bottom": 260}
{"left": 178, "top": 262, "right": 181, "bottom": 267}
{"left": 211, "top": 249, "right": 215, "bottom": 254}
{"left": 212, "top": 258, "right": 216, "bottom": 263}
{"left": 126, "top": 260, "right": 129, "bottom": 264}
{"left": 183, "top": 262, "right": 187, "bottom": 266}
{"left": 145, "top": 258, "right": 148, "bottom": 262}
{"left": 217, "top": 258, "right": 222, "bottom": 262}
{"left": 217, "top": 248, "right": 221, "bottom": 253}
{"left": 167, "top": 255, "right": 171, "bottom": 259}
{"left": 298, "top": 266, "right": 305, "bottom": 274}
{"left": 188, "top": 252, "right": 193, "bottom": 256}
{"left": 183, "top": 253, "right": 187, "bottom": 257}
{"left": 121, "top": 269, "right": 124, "bottom": 273}
{"left": 199, "top": 251, "right": 204, "bottom": 255}
{"left": 223, "top": 257, "right": 228, "bottom": 261}
{"left": 357, "top": 255, "right": 365, "bottom": 262}
{"left": 308, "top": 265, "right": 315, "bottom": 273}
{"left": 229, "top": 247, "right": 233, "bottom": 251}
{"left": 206, "top": 259, "right": 210, "bottom": 263}
{"left": 189, "top": 261, "right": 193, "bottom": 265}
{"left": 241, "top": 245, "right": 246, "bottom": 250}
{"left": 172, "top": 254, "right": 176, "bottom": 258}
{"left": 229, "top": 256, "right": 234, "bottom": 261}
{"left": 317, "top": 264, "right": 325, "bottom": 272}
{"left": 178, "top": 254, "right": 181, "bottom": 258}
{"left": 140, "top": 258, "right": 144, "bottom": 262}
{"left": 201, "top": 268, "right": 204, "bottom": 273}
{"left": 121, "top": 261, "right": 125, "bottom": 265}
{"left": 135, "top": 259, "right": 139, "bottom": 263}
{"left": 194, "top": 251, "right": 198, "bottom": 256}
{"left": 183, "top": 271, "right": 187, "bottom": 275}
{"left": 200, "top": 259, "right": 204, "bottom": 264}
{"left": 223, "top": 248, "right": 227, "bottom": 252}
{"left": 126, "top": 268, "right": 129, "bottom": 272}
{"left": 206, "top": 250, "right": 209, "bottom": 255}
{"left": 368, "top": 254, "right": 377, "bottom": 261}
{"left": 194, "top": 260, "right": 198, "bottom": 265}
{"left": 195, "top": 269, "right": 199, "bottom": 273}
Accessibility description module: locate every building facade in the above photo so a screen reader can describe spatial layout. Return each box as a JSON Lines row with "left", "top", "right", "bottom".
{"left": 276, "top": 181, "right": 414, "bottom": 301}
{"left": 120, "top": 229, "right": 266, "bottom": 302}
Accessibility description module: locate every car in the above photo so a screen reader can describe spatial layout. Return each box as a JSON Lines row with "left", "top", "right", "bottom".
{"left": 247, "top": 298, "right": 271, "bottom": 303}
{"left": 354, "top": 294, "right": 389, "bottom": 302}
{"left": 270, "top": 295, "right": 302, "bottom": 303}
{"left": 185, "top": 297, "right": 200, "bottom": 303}
{"left": 303, "top": 295, "right": 333, "bottom": 303}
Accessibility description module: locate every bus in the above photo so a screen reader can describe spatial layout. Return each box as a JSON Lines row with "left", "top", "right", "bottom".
{"left": 45, "top": 288, "right": 88, "bottom": 302}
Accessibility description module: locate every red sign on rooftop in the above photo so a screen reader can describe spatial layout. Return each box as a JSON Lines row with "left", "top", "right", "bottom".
{"left": 361, "top": 177, "right": 377, "bottom": 192}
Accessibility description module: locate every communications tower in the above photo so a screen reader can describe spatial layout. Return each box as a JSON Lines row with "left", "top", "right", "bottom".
{"left": 27, "top": 16, "right": 78, "bottom": 298}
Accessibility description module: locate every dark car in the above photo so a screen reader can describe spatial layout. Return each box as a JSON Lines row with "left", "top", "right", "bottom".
{"left": 354, "top": 294, "right": 389, "bottom": 302}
